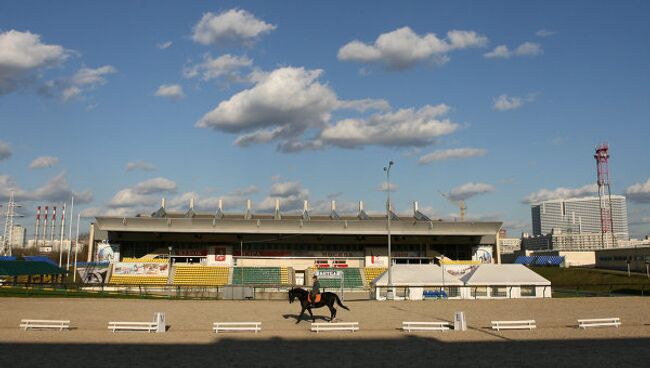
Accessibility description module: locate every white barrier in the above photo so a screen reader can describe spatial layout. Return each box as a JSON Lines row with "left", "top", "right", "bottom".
{"left": 311, "top": 322, "right": 359, "bottom": 333}
{"left": 578, "top": 318, "right": 620, "bottom": 329}
{"left": 402, "top": 321, "right": 450, "bottom": 332}
{"left": 213, "top": 322, "right": 262, "bottom": 333}
{"left": 20, "top": 319, "right": 70, "bottom": 331}
{"left": 108, "top": 321, "right": 159, "bottom": 333}
{"left": 491, "top": 320, "right": 536, "bottom": 331}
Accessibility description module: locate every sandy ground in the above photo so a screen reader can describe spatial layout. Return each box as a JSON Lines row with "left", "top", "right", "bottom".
{"left": 1, "top": 297, "right": 649, "bottom": 367}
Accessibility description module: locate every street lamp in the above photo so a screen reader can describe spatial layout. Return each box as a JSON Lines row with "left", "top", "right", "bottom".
{"left": 384, "top": 161, "right": 395, "bottom": 300}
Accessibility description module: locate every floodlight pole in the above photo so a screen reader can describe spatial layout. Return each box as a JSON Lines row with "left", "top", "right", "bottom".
{"left": 384, "top": 161, "right": 395, "bottom": 300}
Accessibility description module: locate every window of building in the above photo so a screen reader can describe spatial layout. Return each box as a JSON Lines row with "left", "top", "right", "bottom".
{"left": 490, "top": 286, "right": 508, "bottom": 297}
{"left": 520, "top": 285, "right": 536, "bottom": 297}
{"left": 471, "top": 286, "right": 488, "bottom": 298}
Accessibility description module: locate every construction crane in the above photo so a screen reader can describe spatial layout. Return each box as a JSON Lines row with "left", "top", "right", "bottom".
{"left": 439, "top": 191, "right": 467, "bottom": 222}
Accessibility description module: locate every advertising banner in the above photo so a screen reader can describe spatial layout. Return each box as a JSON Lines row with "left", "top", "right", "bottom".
{"left": 77, "top": 263, "right": 111, "bottom": 284}
{"left": 113, "top": 262, "right": 169, "bottom": 277}
{"left": 472, "top": 246, "right": 494, "bottom": 264}
{"left": 207, "top": 245, "right": 233, "bottom": 266}
{"left": 96, "top": 242, "right": 119, "bottom": 263}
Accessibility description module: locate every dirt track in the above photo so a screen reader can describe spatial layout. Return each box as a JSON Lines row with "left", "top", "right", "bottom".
{"left": 1, "top": 297, "right": 649, "bottom": 367}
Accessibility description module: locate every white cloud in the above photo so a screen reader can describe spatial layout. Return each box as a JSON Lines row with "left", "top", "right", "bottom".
{"left": 107, "top": 177, "right": 177, "bottom": 208}
{"left": 0, "top": 172, "right": 92, "bottom": 204}
{"left": 197, "top": 66, "right": 458, "bottom": 152}
{"left": 154, "top": 84, "right": 184, "bottom": 100}
{"left": 418, "top": 147, "right": 487, "bottom": 164}
{"left": 377, "top": 182, "right": 399, "bottom": 192}
{"left": 40, "top": 65, "right": 117, "bottom": 101}
{"left": 192, "top": 9, "right": 276, "bottom": 47}
{"left": 484, "top": 42, "right": 543, "bottom": 59}
{"left": 522, "top": 184, "right": 598, "bottom": 204}
{"left": 29, "top": 156, "right": 59, "bottom": 169}
{"left": 446, "top": 182, "right": 495, "bottom": 202}
{"left": 258, "top": 180, "right": 309, "bottom": 212}
{"left": 183, "top": 53, "right": 253, "bottom": 81}
{"left": 319, "top": 104, "right": 457, "bottom": 148}
{"left": 338, "top": 27, "right": 488, "bottom": 69}
{"left": 197, "top": 66, "right": 338, "bottom": 142}
{"left": 0, "top": 141, "right": 11, "bottom": 161}
{"left": 492, "top": 94, "right": 535, "bottom": 111}
{"left": 157, "top": 41, "right": 172, "bottom": 49}
{"left": 536, "top": 29, "right": 557, "bottom": 37}
{"left": 126, "top": 161, "right": 157, "bottom": 172}
{"left": 0, "top": 30, "right": 69, "bottom": 95}
{"left": 625, "top": 179, "right": 650, "bottom": 204}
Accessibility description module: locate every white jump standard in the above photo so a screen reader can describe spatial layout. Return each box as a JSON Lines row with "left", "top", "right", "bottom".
{"left": 108, "top": 321, "right": 159, "bottom": 333}
{"left": 213, "top": 322, "right": 262, "bottom": 333}
{"left": 491, "top": 320, "right": 536, "bottom": 331}
{"left": 402, "top": 321, "right": 451, "bottom": 332}
{"left": 311, "top": 322, "right": 359, "bottom": 333}
{"left": 20, "top": 319, "right": 70, "bottom": 331}
{"left": 578, "top": 318, "right": 621, "bottom": 329}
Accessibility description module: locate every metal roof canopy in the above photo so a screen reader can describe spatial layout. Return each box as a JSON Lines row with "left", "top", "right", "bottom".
{"left": 0, "top": 261, "right": 67, "bottom": 276}
{"left": 95, "top": 216, "right": 502, "bottom": 238}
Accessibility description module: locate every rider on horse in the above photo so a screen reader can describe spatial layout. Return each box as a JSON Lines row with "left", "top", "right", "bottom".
{"left": 310, "top": 274, "right": 320, "bottom": 306}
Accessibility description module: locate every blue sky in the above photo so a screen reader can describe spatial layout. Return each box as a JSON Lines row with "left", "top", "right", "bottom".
{"left": 1, "top": 0, "right": 649, "bottom": 239}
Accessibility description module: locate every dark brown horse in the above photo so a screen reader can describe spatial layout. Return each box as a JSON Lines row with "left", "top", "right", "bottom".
{"left": 288, "top": 287, "right": 349, "bottom": 324}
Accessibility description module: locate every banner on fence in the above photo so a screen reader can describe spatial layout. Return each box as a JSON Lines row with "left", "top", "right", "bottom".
{"left": 113, "top": 262, "right": 169, "bottom": 276}
{"left": 77, "top": 263, "right": 111, "bottom": 284}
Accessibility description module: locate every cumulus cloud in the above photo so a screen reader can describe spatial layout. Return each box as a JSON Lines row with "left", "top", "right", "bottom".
{"left": 197, "top": 66, "right": 337, "bottom": 144}
{"left": 484, "top": 42, "right": 543, "bottom": 59}
{"left": 40, "top": 65, "right": 117, "bottom": 101}
{"left": 492, "top": 94, "right": 535, "bottom": 111}
{"left": 107, "top": 177, "right": 177, "bottom": 208}
{"left": 126, "top": 161, "right": 157, "bottom": 172}
{"left": 0, "top": 172, "right": 93, "bottom": 204}
{"left": 29, "top": 156, "right": 59, "bottom": 169}
{"left": 197, "top": 66, "right": 459, "bottom": 152}
{"left": 154, "top": 84, "right": 184, "bottom": 100}
{"left": 258, "top": 180, "right": 310, "bottom": 212}
{"left": 418, "top": 147, "right": 487, "bottom": 164}
{"left": 446, "top": 182, "right": 495, "bottom": 202}
{"left": 522, "top": 184, "right": 598, "bottom": 204}
{"left": 0, "top": 141, "right": 11, "bottom": 161}
{"left": 319, "top": 104, "right": 457, "bottom": 148}
{"left": 0, "top": 30, "right": 69, "bottom": 95}
{"left": 157, "top": 41, "right": 172, "bottom": 49}
{"left": 192, "top": 9, "right": 276, "bottom": 47}
{"left": 183, "top": 53, "right": 253, "bottom": 82}
{"left": 625, "top": 179, "right": 650, "bottom": 204}
{"left": 338, "top": 27, "right": 488, "bottom": 69}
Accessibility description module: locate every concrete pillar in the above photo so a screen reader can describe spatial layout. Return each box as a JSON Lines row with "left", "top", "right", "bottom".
{"left": 87, "top": 223, "right": 95, "bottom": 262}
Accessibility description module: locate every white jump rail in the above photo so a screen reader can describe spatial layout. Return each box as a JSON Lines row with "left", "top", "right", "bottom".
{"left": 578, "top": 318, "right": 621, "bottom": 329}
{"left": 213, "top": 322, "right": 262, "bottom": 333}
{"left": 491, "top": 320, "right": 536, "bottom": 331}
{"left": 20, "top": 319, "right": 70, "bottom": 331}
{"left": 311, "top": 322, "right": 359, "bottom": 333}
{"left": 402, "top": 321, "right": 451, "bottom": 332}
{"left": 108, "top": 321, "right": 158, "bottom": 333}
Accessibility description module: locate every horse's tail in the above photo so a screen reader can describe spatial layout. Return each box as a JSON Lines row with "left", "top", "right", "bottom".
{"left": 334, "top": 294, "right": 350, "bottom": 310}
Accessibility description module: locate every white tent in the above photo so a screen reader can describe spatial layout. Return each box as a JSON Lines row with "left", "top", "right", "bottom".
{"left": 460, "top": 264, "right": 551, "bottom": 286}
{"left": 371, "top": 264, "right": 463, "bottom": 286}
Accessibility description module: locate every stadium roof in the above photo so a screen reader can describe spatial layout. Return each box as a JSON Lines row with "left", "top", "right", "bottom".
{"left": 94, "top": 211, "right": 502, "bottom": 238}
{"left": 0, "top": 261, "right": 66, "bottom": 276}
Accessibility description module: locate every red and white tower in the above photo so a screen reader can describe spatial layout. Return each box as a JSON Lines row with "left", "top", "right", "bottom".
{"left": 594, "top": 144, "right": 616, "bottom": 247}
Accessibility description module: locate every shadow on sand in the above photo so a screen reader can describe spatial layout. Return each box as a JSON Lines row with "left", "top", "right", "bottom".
{"left": 1, "top": 335, "right": 649, "bottom": 368}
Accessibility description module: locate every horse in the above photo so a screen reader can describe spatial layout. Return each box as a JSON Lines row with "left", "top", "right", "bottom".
{"left": 288, "top": 287, "right": 350, "bottom": 324}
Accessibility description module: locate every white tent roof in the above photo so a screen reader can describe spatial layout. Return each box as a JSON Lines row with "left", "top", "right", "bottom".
{"left": 460, "top": 264, "right": 551, "bottom": 286}
{"left": 371, "top": 264, "right": 464, "bottom": 286}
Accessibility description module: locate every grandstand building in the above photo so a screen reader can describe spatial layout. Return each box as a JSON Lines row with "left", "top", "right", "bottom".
{"left": 87, "top": 200, "right": 502, "bottom": 288}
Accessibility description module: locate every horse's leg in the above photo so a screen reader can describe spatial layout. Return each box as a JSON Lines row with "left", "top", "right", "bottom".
{"left": 307, "top": 307, "right": 315, "bottom": 323}
{"left": 296, "top": 305, "right": 306, "bottom": 324}
{"left": 329, "top": 301, "right": 337, "bottom": 322}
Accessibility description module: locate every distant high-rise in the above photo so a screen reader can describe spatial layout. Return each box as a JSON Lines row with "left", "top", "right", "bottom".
{"left": 531, "top": 196, "right": 629, "bottom": 241}
{"left": 10, "top": 225, "right": 27, "bottom": 249}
